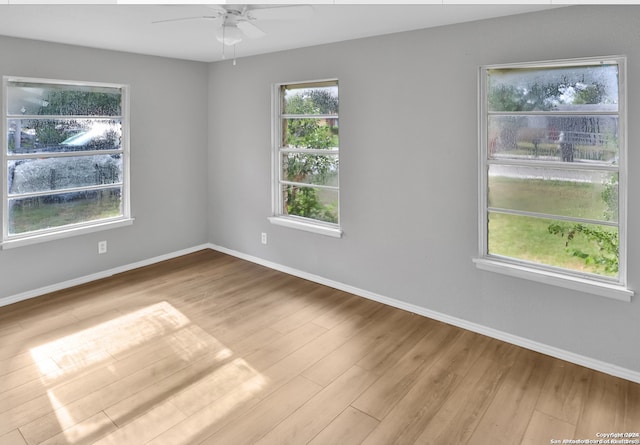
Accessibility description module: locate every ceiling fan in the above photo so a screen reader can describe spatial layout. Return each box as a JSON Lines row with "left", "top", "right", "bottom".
{"left": 154, "top": 5, "right": 313, "bottom": 47}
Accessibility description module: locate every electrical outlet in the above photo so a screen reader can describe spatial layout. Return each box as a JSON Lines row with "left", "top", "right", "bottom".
{"left": 98, "top": 240, "right": 107, "bottom": 254}
{"left": 261, "top": 232, "right": 267, "bottom": 245}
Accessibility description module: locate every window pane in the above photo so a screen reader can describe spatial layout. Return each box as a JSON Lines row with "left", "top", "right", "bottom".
{"left": 7, "top": 119, "right": 122, "bottom": 154}
{"left": 488, "top": 115, "right": 618, "bottom": 163}
{"left": 488, "top": 165, "right": 618, "bottom": 222}
{"left": 8, "top": 187, "right": 122, "bottom": 235}
{"left": 487, "top": 64, "right": 618, "bottom": 112}
{"left": 488, "top": 212, "right": 618, "bottom": 278}
{"left": 282, "top": 185, "right": 338, "bottom": 224}
{"left": 282, "top": 153, "right": 338, "bottom": 186}
{"left": 7, "top": 82, "right": 122, "bottom": 116}
{"left": 9, "top": 155, "right": 122, "bottom": 195}
{"left": 282, "top": 118, "right": 338, "bottom": 149}
{"left": 277, "top": 80, "right": 339, "bottom": 227}
{"left": 283, "top": 85, "right": 338, "bottom": 115}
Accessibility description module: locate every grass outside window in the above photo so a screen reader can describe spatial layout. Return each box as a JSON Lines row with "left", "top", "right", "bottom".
{"left": 479, "top": 57, "right": 626, "bottom": 288}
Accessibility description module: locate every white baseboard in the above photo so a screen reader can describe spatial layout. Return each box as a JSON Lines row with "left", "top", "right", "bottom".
{"left": 0, "top": 244, "right": 211, "bottom": 308}
{"left": 208, "top": 243, "right": 640, "bottom": 385}
{"left": 3, "top": 241, "right": 639, "bottom": 384}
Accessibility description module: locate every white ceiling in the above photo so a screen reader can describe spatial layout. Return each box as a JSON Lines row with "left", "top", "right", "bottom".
{"left": 0, "top": 3, "right": 561, "bottom": 63}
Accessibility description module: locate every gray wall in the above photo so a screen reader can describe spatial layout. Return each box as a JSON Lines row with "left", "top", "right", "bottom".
{"left": 208, "top": 6, "right": 640, "bottom": 373}
{"left": 1, "top": 6, "right": 638, "bottom": 376}
{"left": 0, "top": 36, "right": 210, "bottom": 298}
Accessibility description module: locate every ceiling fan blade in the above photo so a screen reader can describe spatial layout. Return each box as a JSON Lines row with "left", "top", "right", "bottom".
{"left": 248, "top": 5, "right": 313, "bottom": 21}
{"left": 237, "top": 21, "right": 266, "bottom": 39}
{"left": 152, "top": 15, "right": 220, "bottom": 24}
{"left": 205, "top": 5, "right": 227, "bottom": 14}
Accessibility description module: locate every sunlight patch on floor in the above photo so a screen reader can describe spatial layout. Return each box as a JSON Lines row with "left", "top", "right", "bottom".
{"left": 97, "top": 359, "right": 268, "bottom": 445}
{"left": 28, "top": 301, "right": 269, "bottom": 445}
{"left": 30, "top": 302, "right": 190, "bottom": 378}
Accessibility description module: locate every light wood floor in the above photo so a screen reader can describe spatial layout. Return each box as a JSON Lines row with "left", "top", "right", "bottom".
{"left": 1, "top": 250, "right": 638, "bottom": 445}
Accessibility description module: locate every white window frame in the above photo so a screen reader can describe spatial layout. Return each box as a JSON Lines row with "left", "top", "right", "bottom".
{"left": 1, "top": 76, "right": 132, "bottom": 249}
{"left": 269, "top": 79, "right": 342, "bottom": 238}
{"left": 474, "top": 56, "right": 633, "bottom": 301}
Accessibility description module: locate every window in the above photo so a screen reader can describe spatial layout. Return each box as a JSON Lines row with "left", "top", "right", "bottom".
{"left": 270, "top": 79, "right": 341, "bottom": 237}
{"left": 2, "top": 77, "right": 131, "bottom": 248}
{"left": 475, "top": 57, "right": 632, "bottom": 300}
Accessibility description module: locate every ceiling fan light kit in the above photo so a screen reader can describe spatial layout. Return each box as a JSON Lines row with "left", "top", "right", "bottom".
{"left": 216, "top": 23, "right": 243, "bottom": 46}
{"left": 156, "top": 6, "right": 312, "bottom": 40}
{"left": 154, "top": 4, "right": 313, "bottom": 63}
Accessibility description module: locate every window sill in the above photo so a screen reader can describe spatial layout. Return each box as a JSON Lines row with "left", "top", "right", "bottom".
{"left": 268, "top": 216, "right": 342, "bottom": 238}
{"left": 2, "top": 218, "right": 134, "bottom": 250}
{"left": 473, "top": 257, "right": 633, "bottom": 302}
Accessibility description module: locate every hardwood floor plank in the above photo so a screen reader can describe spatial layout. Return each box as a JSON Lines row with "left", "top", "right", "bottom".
{"left": 413, "top": 342, "right": 520, "bottom": 445}
{"left": 535, "top": 361, "right": 592, "bottom": 425}
{"left": 18, "top": 350, "right": 201, "bottom": 445}
{"left": 226, "top": 276, "right": 320, "bottom": 325}
{"left": 0, "top": 351, "right": 43, "bottom": 379}
{"left": 574, "top": 371, "right": 627, "bottom": 436}
{"left": 301, "top": 305, "right": 406, "bottom": 387}
{"left": 168, "top": 358, "right": 263, "bottom": 417}
{"left": 96, "top": 400, "right": 186, "bottom": 445}
{"left": 467, "top": 350, "right": 553, "bottom": 445}
{"left": 145, "top": 387, "right": 261, "bottom": 445}
{"left": 307, "top": 406, "right": 379, "bottom": 445}
{"left": 430, "top": 329, "right": 493, "bottom": 378}
{"left": 256, "top": 316, "right": 372, "bottom": 397}
{"left": 2, "top": 338, "right": 157, "bottom": 439}
{"left": 0, "top": 429, "right": 27, "bottom": 445}
{"left": 0, "top": 359, "right": 59, "bottom": 400}
{"left": 102, "top": 348, "right": 231, "bottom": 427}
{"left": 5, "top": 342, "right": 175, "bottom": 438}
{"left": 311, "top": 292, "right": 380, "bottom": 331}
{"left": 0, "top": 393, "right": 56, "bottom": 437}
{"left": 269, "top": 287, "right": 347, "bottom": 334}
{"left": 1, "top": 250, "right": 638, "bottom": 445}
{"left": 625, "top": 380, "right": 640, "bottom": 430}
{"left": 198, "top": 375, "right": 322, "bottom": 445}
{"left": 520, "top": 410, "right": 576, "bottom": 445}
{"left": 254, "top": 365, "right": 378, "bottom": 445}
{"left": 207, "top": 274, "right": 299, "bottom": 334}
{"left": 0, "top": 311, "right": 80, "bottom": 362}
{"left": 0, "top": 321, "right": 24, "bottom": 342}
{"left": 243, "top": 322, "right": 328, "bottom": 371}
{"left": 360, "top": 362, "right": 461, "bottom": 445}
{"left": 355, "top": 314, "right": 432, "bottom": 376}
{"left": 37, "top": 412, "right": 117, "bottom": 445}
{"left": 352, "top": 320, "right": 460, "bottom": 421}
{"left": 219, "top": 326, "right": 282, "bottom": 358}
{"left": 255, "top": 300, "right": 390, "bottom": 397}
